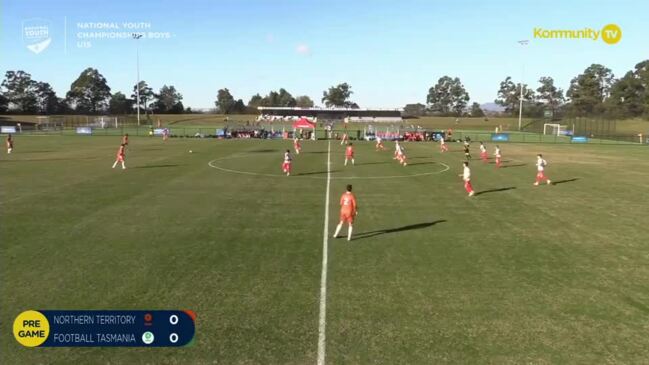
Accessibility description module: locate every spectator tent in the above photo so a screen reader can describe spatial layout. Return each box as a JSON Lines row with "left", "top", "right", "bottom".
{"left": 292, "top": 117, "right": 316, "bottom": 129}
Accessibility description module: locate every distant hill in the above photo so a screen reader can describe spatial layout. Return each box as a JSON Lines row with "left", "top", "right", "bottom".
{"left": 480, "top": 102, "right": 505, "bottom": 112}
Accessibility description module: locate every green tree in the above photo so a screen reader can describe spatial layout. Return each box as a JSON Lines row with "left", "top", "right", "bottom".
{"left": 232, "top": 99, "right": 246, "bottom": 113}
{"left": 247, "top": 93, "right": 263, "bottom": 108}
{"left": 321, "top": 83, "right": 354, "bottom": 107}
{"left": 469, "top": 102, "right": 485, "bottom": 117}
{"left": 606, "top": 71, "right": 645, "bottom": 118}
{"left": 403, "top": 103, "right": 426, "bottom": 116}
{"left": 215, "top": 88, "right": 236, "bottom": 114}
{"left": 536, "top": 77, "right": 564, "bottom": 115}
{"left": 631, "top": 60, "right": 649, "bottom": 117}
{"left": 258, "top": 89, "right": 297, "bottom": 107}
{"left": 154, "top": 85, "right": 183, "bottom": 113}
{"left": 260, "top": 91, "right": 280, "bottom": 107}
{"left": 426, "top": 76, "right": 470, "bottom": 116}
{"left": 66, "top": 68, "right": 111, "bottom": 113}
{"left": 277, "top": 88, "right": 296, "bottom": 107}
{"left": 131, "top": 81, "right": 155, "bottom": 114}
{"left": 0, "top": 93, "right": 7, "bottom": 113}
{"left": 109, "top": 92, "right": 134, "bottom": 114}
{"left": 295, "top": 95, "right": 314, "bottom": 108}
{"left": 566, "top": 64, "right": 614, "bottom": 116}
{"left": 1, "top": 70, "right": 39, "bottom": 113}
{"left": 34, "top": 82, "right": 60, "bottom": 114}
{"left": 495, "top": 76, "right": 534, "bottom": 115}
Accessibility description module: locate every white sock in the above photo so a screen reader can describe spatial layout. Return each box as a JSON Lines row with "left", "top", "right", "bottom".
{"left": 347, "top": 225, "right": 353, "bottom": 241}
{"left": 344, "top": 159, "right": 348, "bottom": 166}
{"left": 112, "top": 161, "right": 117, "bottom": 168}
{"left": 334, "top": 223, "right": 343, "bottom": 237}
{"left": 121, "top": 162, "right": 126, "bottom": 169}
{"left": 352, "top": 159, "right": 355, "bottom": 165}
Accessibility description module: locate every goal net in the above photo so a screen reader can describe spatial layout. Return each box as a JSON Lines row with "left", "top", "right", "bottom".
{"left": 35, "top": 116, "right": 64, "bottom": 131}
{"left": 543, "top": 123, "right": 568, "bottom": 136}
{"left": 91, "top": 116, "right": 118, "bottom": 128}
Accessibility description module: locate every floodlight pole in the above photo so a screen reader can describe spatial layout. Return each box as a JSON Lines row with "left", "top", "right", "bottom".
{"left": 133, "top": 33, "right": 143, "bottom": 126}
{"left": 518, "top": 40, "right": 529, "bottom": 131}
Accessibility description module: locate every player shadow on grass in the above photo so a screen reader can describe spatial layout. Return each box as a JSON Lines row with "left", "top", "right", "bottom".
{"left": 552, "top": 178, "right": 579, "bottom": 185}
{"left": 357, "top": 161, "right": 390, "bottom": 166}
{"left": 498, "top": 163, "right": 526, "bottom": 168}
{"left": 298, "top": 170, "right": 341, "bottom": 176}
{"left": 352, "top": 220, "right": 447, "bottom": 240}
{"left": 475, "top": 187, "right": 516, "bottom": 196}
{"left": 249, "top": 149, "right": 279, "bottom": 153}
{"left": 135, "top": 164, "right": 181, "bottom": 169}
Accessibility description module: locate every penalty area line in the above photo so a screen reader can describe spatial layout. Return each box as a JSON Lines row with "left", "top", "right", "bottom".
{"left": 317, "top": 140, "right": 331, "bottom": 365}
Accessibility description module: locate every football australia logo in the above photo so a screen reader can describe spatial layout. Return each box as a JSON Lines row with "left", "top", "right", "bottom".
{"left": 22, "top": 18, "right": 52, "bottom": 54}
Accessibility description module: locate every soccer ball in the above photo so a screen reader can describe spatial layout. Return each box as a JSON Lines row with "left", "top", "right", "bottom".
{"left": 189, "top": 150, "right": 193, "bottom": 153}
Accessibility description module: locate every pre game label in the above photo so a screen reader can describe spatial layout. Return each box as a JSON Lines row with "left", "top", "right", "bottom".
{"left": 14, "top": 310, "right": 195, "bottom": 347}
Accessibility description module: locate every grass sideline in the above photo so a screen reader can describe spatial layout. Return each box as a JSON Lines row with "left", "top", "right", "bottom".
{"left": 1, "top": 135, "right": 649, "bottom": 364}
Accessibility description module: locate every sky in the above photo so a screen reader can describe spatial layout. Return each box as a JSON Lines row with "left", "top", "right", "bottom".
{"left": 1, "top": 0, "right": 647, "bottom": 109}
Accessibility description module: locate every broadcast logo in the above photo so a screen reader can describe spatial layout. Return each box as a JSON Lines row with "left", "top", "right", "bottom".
{"left": 22, "top": 18, "right": 52, "bottom": 54}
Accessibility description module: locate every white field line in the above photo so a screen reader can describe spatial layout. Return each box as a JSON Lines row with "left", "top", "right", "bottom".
{"left": 317, "top": 140, "right": 331, "bottom": 365}
{"left": 207, "top": 155, "right": 449, "bottom": 180}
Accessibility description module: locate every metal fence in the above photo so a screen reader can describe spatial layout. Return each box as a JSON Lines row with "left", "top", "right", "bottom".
{"left": 3, "top": 126, "right": 647, "bottom": 145}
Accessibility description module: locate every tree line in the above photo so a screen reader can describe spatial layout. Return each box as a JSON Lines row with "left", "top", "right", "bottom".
{"left": 407, "top": 59, "right": 649, "bottom": 119}
{"left": 0, "top": 67, "right": 359, "bottom": 117}
{"left": 213, "top": 82, "right": 357, "bottom": 114}
{"left": 0, "top": 68, "right": 185, "bottom": 116}
{"left": 2, "top": 60, "right": 648, "bottom": 119}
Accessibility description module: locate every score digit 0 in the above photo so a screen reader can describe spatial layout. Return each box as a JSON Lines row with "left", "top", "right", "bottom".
{"left": 169, "top": 315, "right": 179, "bottom": 325}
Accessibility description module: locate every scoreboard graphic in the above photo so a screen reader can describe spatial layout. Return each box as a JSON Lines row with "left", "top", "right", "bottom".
{"left": 14, "top": 310, "right": 195, "bottom": 347}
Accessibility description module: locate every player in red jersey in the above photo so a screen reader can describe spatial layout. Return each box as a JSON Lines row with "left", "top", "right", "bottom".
{"left": 112, "top": 144, "right": 127, "bottom": 169}
{"left": 395, "top": 141, "right": 407, "bottom": 166}
{"left": 375, "top": 137, "right": 386, "bottom": 151}
{"left": 494, "top": 145, "right": 502, "bottom": 168}
{"left": 293, "top": 137, "right": 301, "bottom": 154}
{"left": 344, "top": 143, "right": 355, "bottom": 166}
{"left": 282, "top": 149, "right": 292, "bottom": 176}
{"left": 6, "top": 134, "right": 14, "bottom": 154}
{"left": 340, "top": 132, "right": 348, "bottom": 145}
{"left": 459, "top": 161, "right": 475, "bottom": 196}
{"left": 333, "top": 184, "right": 358, "bottom": 241}
{"left": 122, "top": 133, "right": 129, "bottom": 146}
{"left": 439, "top": 135, "right": 449, "bottom": 152}
{"left": 479, "top": 142, "right": 488, "bottom": 163}
{"left": 534, "top": 154, "right": 552, "bottom": 186}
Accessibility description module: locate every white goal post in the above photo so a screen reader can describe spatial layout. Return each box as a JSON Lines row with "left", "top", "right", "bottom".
{"left": 543, "top": 123, "right": 568, "bottom": 136}
{"left": 92, "top": 116, "right": 119, "bottom": 128}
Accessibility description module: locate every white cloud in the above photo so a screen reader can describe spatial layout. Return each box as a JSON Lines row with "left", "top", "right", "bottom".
{"left": 295, "top": 44, "right": 311, "bottom": 56}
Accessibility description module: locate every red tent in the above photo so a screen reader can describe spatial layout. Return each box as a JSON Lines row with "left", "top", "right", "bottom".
{"left": 292, "top": 118, "right": 316, "bottom": 129}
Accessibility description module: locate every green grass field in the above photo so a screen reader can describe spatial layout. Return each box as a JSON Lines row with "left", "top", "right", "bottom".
{"left": 2, "top": 135, "right": 649, "bottom": 364}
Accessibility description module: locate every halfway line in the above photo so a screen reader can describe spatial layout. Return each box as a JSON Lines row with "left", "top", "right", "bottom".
{"left": 317, "top": 140, "right": 331, "bottom": 365}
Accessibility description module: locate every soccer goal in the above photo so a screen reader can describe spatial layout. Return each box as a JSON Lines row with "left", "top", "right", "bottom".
{"left": 36, "top": 116, "right": 64, "bottom": 131}
{"left": 543, "top": 123, "right": 568, "bottom": 136}
{"left": 92, "top": 116, "right": 118, "bottom": 128}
